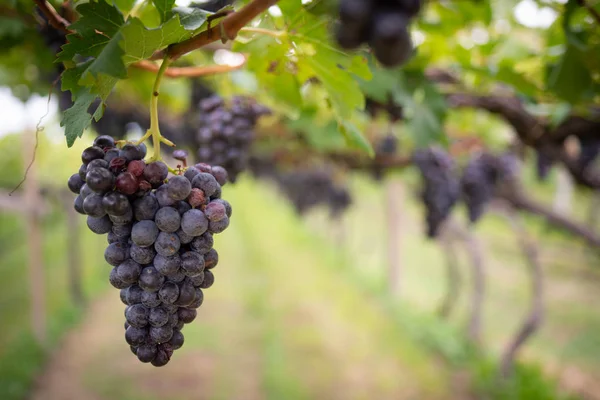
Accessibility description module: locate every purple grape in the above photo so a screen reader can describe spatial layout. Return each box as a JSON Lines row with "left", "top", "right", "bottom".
{"left": 181, "top": 209, "right": 208, "bottom": 236}
{"left": 167, "top": 176, "right": 192, "bottom": 201}
{"left": 82, "top": 146, "right": 105, "bottom": 164}
{"left": 68, "top": 173, "right": 84, "bottom": 194}
{"left": 143, "top": 162, "right": 169, "bottom": 186}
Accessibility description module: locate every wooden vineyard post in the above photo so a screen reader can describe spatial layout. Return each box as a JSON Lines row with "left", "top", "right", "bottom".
{"left": 588, "top": 191, "right": 600, "bottom": 233}
{"left": 465, "top": 229, "right": 485, "bottom": 345}
{"left": 438, "top": 219, "right": 462, "bottom": 319}
{"left": 552, "top": 166, "right": 573, "bottom": 215}
{"left": 386, "top": 178, "right": 403, "bottom": 296}
{"left": 22, "top": 129, "right": 47, "bottom": 347}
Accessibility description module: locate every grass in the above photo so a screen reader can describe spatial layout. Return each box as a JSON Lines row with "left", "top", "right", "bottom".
{"left": 53, "top": 178, "right": 456, "bottom": 400}
{"left": 1, "top": 157, "right": 597, "bottom": 399}
{"left": 304, "top": 170, "right": 599, "bottom": 398}
{"left": 0, "top": 207, "right": 107, "bottom": 400}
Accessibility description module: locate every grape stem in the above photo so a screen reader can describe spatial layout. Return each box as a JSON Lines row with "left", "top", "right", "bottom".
{"left": 150, "top": 0, "right": 280, "bottom": 60}
{"left": 131, "top": 58, "right": 247, "bottom": 78}
{"left": 137, "top": 55, "right": 176, "bottom": 168}
{"left": 239, "top": 27, "right": 286, "bottom": 38}
{"left": 33, "top": 0, "right": 72, "bottom": 34}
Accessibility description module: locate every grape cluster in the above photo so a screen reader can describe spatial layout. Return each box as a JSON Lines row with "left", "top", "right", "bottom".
{"left": 376, "top": 134, "right": 398, "bottom": 155}
{"left": 461, "top": 153, "right": 497, "bottom": 223}
{"left": 461, "top": 152, "right": 519, "bottom": 223}
{"left": 578, "top": 138, "right": 600, "bottom": 172}
{"left": 67, "top": 136, "right": 231, "bottom": 366}
{"left": 413, "top": 147, "right": 459, "bottom": 238}
{"left": 275, "top": 169, "right": 353, "bottom": 218}
{"left": 365, "top": 97, "right": 403, "bottom": 122}
{"left": 535, "top": 148, "right": 554, "bottom": 181}
{"left": 371, "top": 134, "right": 398, "bottom": 181}
{"left": 247, "top": 157, "right": 352, "bottom": 218}
{"left": 189, "top": 95, "right": 270, "bottom": 183}
{"left": 247, "top": 155, "right": 278, "bottom": 181}
{"left": 335, "top": 0, "right": 420, "bottom": 67}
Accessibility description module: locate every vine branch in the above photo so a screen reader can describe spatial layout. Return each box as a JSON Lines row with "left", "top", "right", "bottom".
{"left": 497, "top": 206, "right": 544, "bottom": 378}
{"left": 446, "top": 91, "right": 600, "bottom": 190}
{"left": 151, "top": 0, "right": 279, "bottom": 61}
{"left": 577, "top": 0, "right": 600, "bottom": 25}
{"left": 33, "top": 0, "right": 72, "bottom": 34}
{"left": 276, "top": 145, "right": 600, "bottom": 248}
{"left": 497, "top": 183, "right": 600, "bottom": 248}
{"left": 240, "top": 26, "right": 286, "bottom": 38}
{"left": 131, "top": 58, "right": 247, "bottom": 78}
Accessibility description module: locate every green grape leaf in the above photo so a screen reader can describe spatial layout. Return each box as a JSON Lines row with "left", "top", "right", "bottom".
{"left": 0, "top": 17, "right": 26, "bottom": 39}
{"left": 348, "top": 55, "right": 372, "bottom": 81}
{"left": 233, "top": 37, "right": 303, "bottom": 116}
{"left": 114, "top": 0, "right": 137, "bottom": 13}
{"left": 278, "top": 0, "right": 303, "bottom": 17}
{"left": 408, "top": 106, "right": 447, "bottom": 147}
{"left": 120, "top": 17, "right": 191, "bottom": 64}
{"left": 82, "top": 32, "right": 128, "bottom": 81}
{"left": 288, "top": 9, "right": 367, "bottom": 116}
{"left": 57, "top": 0, "right": 124, "bottom": 63}
{"left": 464, "top": 64, "right": 540, "bottom": 98}
{"left": 152, "top": 0, "right": 176, "bottom": 23}
{"left": 93, "top": 101, "right": 106, "bottom": 122}
{"left": 547, "top": 44, "right": 592, "bottom": 103}
{"left": 357, "top": 64, "right": 401, "bottom": 103}
{"left": 338, "top": 119, "right": 373, "bottom": 155}
{"left": 358, "top": 65, "right": 447, "bottom": 147}
{"left": 405, "top": 77, "right": 447, "bottom": 146}
{"left": 495, "top": 65, "right": 540, "bottom": 98}
{"left": 60, "top": 61, "right": 90, "bottom": 95}
{"left": 56, "top": 0, "right": 212, "bottom": 145}
{"left": 305, "top": 0, "right": 338, "bottom": 16}
{"left": 563, "top": 0, "right": 588, "bottom": 51}
{"left": 235, "top": 4, "right": 372, "bottom": 153}
{"left": 171, "top": 6, "right": 213, "bottom": 31}
{"left": 549, "top": 103, "right": 572, "bottom": 129}
{"left": 61, "top": 91, "right": 97, "bottom": 147}
{"left": 285, "top": 108, "right": 347, "bottom": 150}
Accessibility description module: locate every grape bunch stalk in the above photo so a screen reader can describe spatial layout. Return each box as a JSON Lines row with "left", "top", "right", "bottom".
{"left": 189, "top": 95, "right": 271, "bottom": 183}
{"left": 67, "top": 136, "right": 232, "bottom": 366}
{"left": 335, "top": 0, "right": 421, "bottom": 67}
{"left": 413, "top": 147, "right": 460, "bottom": 238}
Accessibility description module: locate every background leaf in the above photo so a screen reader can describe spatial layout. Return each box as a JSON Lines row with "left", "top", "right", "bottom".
{"left": 152, "top": 0, "right": 176, "bottom": 23}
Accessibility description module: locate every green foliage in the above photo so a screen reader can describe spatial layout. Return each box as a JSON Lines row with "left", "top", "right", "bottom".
{"left": 233, "top": 3, "right": 373, "bottom": 153}
{"left": 472, "top": 359, "right": 579, "bottom": 400}
{"left": 358, "top": 64, "right": 448, "bottom": 147}
{"left": 57, "top": 0, "right": 215, "bottom": 146}
{"left": 152, "top": 0, "right": 177, "bottom": 23}
{"left": 2, "top": 0, "right": 600, "bottom": 151}
{"left": 0, "top": 333, "right": 45, "bottom": 400}
{"left": 0, "top": 134, "right": 24, "bottom": 188}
